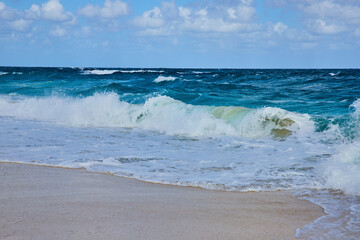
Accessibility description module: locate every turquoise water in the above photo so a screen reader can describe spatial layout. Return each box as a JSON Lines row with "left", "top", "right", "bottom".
{"left": 0, "top": 67, "right": 359, "bottom": 238}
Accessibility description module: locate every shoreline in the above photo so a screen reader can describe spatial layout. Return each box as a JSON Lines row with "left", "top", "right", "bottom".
{"left": 0, "top": 162, "right": 324, "bottom": 240}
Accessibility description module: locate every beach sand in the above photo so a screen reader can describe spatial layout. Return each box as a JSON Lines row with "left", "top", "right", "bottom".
{"left": 0, "top": 162, "right": 323, "bottom": 240}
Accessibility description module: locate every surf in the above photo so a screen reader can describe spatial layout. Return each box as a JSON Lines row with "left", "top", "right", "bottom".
{"left": 0, "top": 93, "right": 313, "bottom": 138}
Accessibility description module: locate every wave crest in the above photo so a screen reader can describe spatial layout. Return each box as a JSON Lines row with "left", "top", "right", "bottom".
{"left": 322, "top": 141, "right": 360, "bottom": 195}
{"left": 322, "top": 99, "right": 360, "bottom": 195}
{"left": 0, "top": 94, "right": 313, "bottom": 138}
{"left": 81, "top": 69, "right": 119, "bottom": 75}
{"left": 154, "top": 76, "right": 177, "bottom": 83}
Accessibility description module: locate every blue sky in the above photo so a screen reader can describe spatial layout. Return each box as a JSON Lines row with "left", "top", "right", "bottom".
{"left": 0, "top": 0, "right": 360, "bottom": 68}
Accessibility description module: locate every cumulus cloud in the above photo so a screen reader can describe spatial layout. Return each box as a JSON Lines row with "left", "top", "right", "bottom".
{"left": 0, "top": 0, "right": 77, "bottom": 39}
{"left": 26, "top": 0, "right": 75, "bottom": 23}
{"left": 0, "top": 2, "right": 32, "bottom": 32}
{"left": 270, "top": 0, "right": 360, "bottom": 35}
{"left": 273, "top": 22, "right": 288, "bottom": 34}
{"left": 26, "top": 4, "right": 41, "bottom": 19}
{"left": 300, "top": 1, "right": 360, "bottom": 34}
{"left": 308, "top": 19, "right": 345, "bottom": 35}
{"left": 8, "top": 19, "right": 31, "bottom": 32}
{"left": 0, "top": 2, "right": 5, "bottom": 12}
{"left": 42, "top": 0, "right": 71, "bottom": 21}
{"left": 132, "top": 0, "right": 259, "bottom": 36}
{"left": 50, "top": 25, "right": 66, "bottom": 37}
{"left": 78, "top": 0, "right": 129, "bottom": 19}
{"left": 301, "top": 1, "right": 360, "bottom": 22}
{"left": 0, "top": 2, "right": 17, "bottom": 21}
{"left": 1, "top": 0, "right": 359, "bottom": 53}
{"left": 132, "top": 7, "right": 164, "bottom": 28}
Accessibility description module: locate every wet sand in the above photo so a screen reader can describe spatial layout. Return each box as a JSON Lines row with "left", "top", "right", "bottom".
{"left": 0, "top": 162, "right": 323, "bottom": 240}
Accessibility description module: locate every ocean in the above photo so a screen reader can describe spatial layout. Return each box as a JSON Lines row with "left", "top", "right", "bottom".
{"left": 0, "top": 67, "right": 359, "bottom": 239}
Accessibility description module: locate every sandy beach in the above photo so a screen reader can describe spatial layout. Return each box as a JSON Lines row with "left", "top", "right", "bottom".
{"left": 0, "top": 162, "right": 323, "bottom": 240}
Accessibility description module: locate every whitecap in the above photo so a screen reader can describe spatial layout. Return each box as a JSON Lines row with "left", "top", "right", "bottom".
{"left": 192, "top": 71, "right": 209, "bottom": 74}
{"left": 82, "top": 69, "right": 119, "bottom": 75}
{"left": 322, "top": 141, "right": 360, "bottom": 195}
{"left": 154, "top": 76, "right": 177, "bottom": 83}
{"left": 0, "top": 94, "right": 313, "bottom": 138}
{"left": 120, "top": 70, "right": 164, "bottom": 73}
{"left": 329, "top": 72, "right": 340, "bottom": 76}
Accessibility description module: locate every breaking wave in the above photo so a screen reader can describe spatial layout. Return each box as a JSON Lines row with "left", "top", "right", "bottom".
{"left": 81, "top": 69, "right": 119, "bottom": 75}
{"left": 321, "top": 99, "right": 360, "bottom": 195}
{"left": 81, "top": 69, "right": 165, "bottom": 75}
{"left": 329, "top": 72, "right": 341, "bottom": 76}
{"left": 0, "top": 93, "right": 312, "bottom": 138}
{"left": 154, "top": 76, "right": 177, "bottom": 83}
{"left": 120, "top": 70, "right": 164, "bottom": 73}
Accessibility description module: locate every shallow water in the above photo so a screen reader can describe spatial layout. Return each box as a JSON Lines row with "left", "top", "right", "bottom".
{"left": 0, "top": 67, "right": 359, "bottom": 238}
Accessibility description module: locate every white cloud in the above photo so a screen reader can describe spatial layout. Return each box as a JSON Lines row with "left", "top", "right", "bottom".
{"left": 50, "top": 25, "right": 66, "bottom": 37}
{"left": 132, "top": 7, "right": 164, "bottom": 28}
{"left": 227, "top": 8, "right": 236, "bottom": 19}
{"left": 0, "top": 0, "right": 77, "bottom": 37}
{"left": 8, "top": 19, "right": 31, "bottom": 31}
{"left": 272, "top": 0, "right": 360, "bottom": 36}
{"left": 132, "top": 0, "right": 259, "bottom": 36}
{"left": 26, "top": 4, "right": 41, "bottom": 19}
{"left": 196, "top": 9, "right": 207, "bottom": 17}
{"left": 78, "top": 0, "right": 128, "bottom": 19}
{"left": 0, "top": 3, "right": 32, "bottom": 32}
{"left": 25, "top": 0, "right": 75, "bottom": 24}
{"left": 42, "top": 0, "right": 69, "bottom": 21}
{"left": 179, "top": 6, "right": 191, "bottom": 19}
{"left": 0, "top": 3, "right": 17, "bottom": 21}
{"left": 302, "top": 1, "right": 360, "bottom": 22}
{"left": 233, "top": 5, "right": 256, "bottom": 22}
{"left": 309, "top": 19, "right": 345, "bottom": 35}
{"left": 273, "top": 22, "right": 288, "bottom": 34}
{"left": 0, "top": 2, "right": 5, "bottom": 12}
{"left": 78, "top": 5, "right": 98, "bottom": 18}
{"left": 303, "top": 1, "right": 360, "bottom": 35}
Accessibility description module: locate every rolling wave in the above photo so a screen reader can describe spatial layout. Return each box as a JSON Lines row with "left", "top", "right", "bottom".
{"left": 321, "top": 99, "right": 360, "bottom": 195}
{"left": 81, "top": 69, "right": 119, "bottom": 75}
{"left": 154, "top": 76, "right": 177, "bottom": 83}
{"left": 0, "top": 93, "right": 312, "bottom": 138}
{"left": 81, "top": 69, "right": 165, "bottom": 75}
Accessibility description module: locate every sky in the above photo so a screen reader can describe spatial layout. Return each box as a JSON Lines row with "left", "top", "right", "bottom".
{"left": 0, "top": 0, "right": 360, "bottom": 68}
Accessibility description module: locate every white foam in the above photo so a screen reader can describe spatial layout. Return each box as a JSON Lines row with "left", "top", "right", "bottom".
{"left": 154, "top": 76, "right": 177, "bottom": 83}
{"left": 320, "top": 99, "right": 360, "bottom": 195}
{"left": 0, "top": 94, "right": 314, "bottom": 138}
{"left": 120, "top": 70, "right": 164, "bottom": 73}
{"left": 0, "top": 72, "right": 8, "bottom": 75}
{"left": 322, "top": 142, "right": 360, "bottom": 195}
{"left": 329, "top": 72, "right": 340, "bottom": 76}
{"left": 82, "top": 69, "right": 119, "bottom": 75}
{"left": 350, "top": 99, "right": 360, "bottom": 116}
